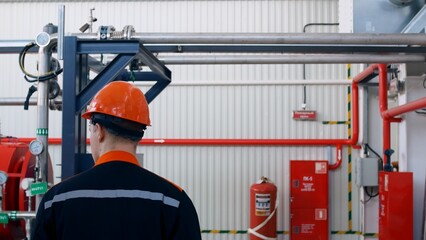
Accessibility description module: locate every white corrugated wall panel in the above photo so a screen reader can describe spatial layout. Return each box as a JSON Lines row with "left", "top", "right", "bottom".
{"left": 0, "top": 1, "right": 362, "bottom": 239}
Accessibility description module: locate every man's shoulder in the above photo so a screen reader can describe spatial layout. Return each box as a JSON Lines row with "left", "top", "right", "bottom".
{"left": 44, "top": 169, "right": 95, "bottom": 197}
{"left": 140, "top": 168, "right": 184, "bottom": 194}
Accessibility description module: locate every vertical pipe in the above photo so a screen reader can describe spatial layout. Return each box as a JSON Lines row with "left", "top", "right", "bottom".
{"left": 57, "top": 5, "right": 65, "bottom": 60}
{"left": 25, "top": 218, "right": 31, "bottom": 240}
{"left": 36, "top": 46, "right": 50, "bottom": 209}
{"left": 362, "top": 86, "right": 369, "bottom": 144}
{"left": 378, "top": 64, "right": 391, "bottom": 160}
{"left": 350, "top": 81, "right": 359, "bottom": 145}
{"left": 329, "top": 145, "right": 342, "bottom": 170}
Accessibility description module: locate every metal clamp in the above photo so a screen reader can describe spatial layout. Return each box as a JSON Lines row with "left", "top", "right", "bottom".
{"left": 97, "top": 26, "right": 115, "bottom": 40}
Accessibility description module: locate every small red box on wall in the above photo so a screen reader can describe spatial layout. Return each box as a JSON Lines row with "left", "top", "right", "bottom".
{"left": 379, "top": 172, "right": 413, "bottom": 240}
{"left": 290, "top": 160, "right": 329, "bottom": 240}
{"left": 293, "top": 110, "right": 317, "bottom": 121}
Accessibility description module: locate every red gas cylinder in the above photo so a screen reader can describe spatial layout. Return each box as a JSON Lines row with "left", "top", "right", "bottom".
{"left": 0, "top": 140, "right": 52, "bottom": 239}
{"left": 249, "top": 177, "right": 277, "bottom": 240}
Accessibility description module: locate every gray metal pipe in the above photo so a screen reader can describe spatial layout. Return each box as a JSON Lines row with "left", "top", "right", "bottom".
{"left": 132, "top": 32, "right": 426, "bottom": 45}
{"left": 88, "top": 53, "right": 425, "bottom": 66}
{"left": 36, "top": 46, "right": 50, "bottom": 210}
{"left": 70, "top": 32, "right": 426, "bottom": 45}
{"left": 0, "top": 211, "right": 36, "bottom": 240}
{"left": 0, "top": 98, "right": 36, "bottom": 106}
{"left": 159, "top": 54, "right": 426, "bottom": 64}
{"left": 1, "top": 211, "right": 37, "bottom": 219}
{"left": 57, "top": 5, "right": 65, "bottom": 60}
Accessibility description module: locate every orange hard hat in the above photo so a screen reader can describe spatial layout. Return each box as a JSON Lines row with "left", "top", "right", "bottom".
{"left": 81, "top": 81, "right": 150, "bottom": 126}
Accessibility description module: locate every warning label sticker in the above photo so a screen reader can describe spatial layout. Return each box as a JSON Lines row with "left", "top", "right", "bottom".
{"left": 315, "top": 208, "right": 327, "bottom": 220}
{"left": 384, "top": 174, "right": 389, "bottom": 191}
{"left": 255, "top": 193, "right": 271, "bottom": 216}
{"left": 301, "top": 224, "right": 315, "bottom": 234}
{"left": 301, "top": 182, "right": 315, "bottom": 192}
{"left": 300, "top": 176, "right": 315, "bottom": 192}
{"left": 315, "top": 162, "right": 327, "bottom": 174}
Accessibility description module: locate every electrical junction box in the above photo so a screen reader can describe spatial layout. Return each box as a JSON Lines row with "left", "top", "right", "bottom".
{"left": 356, "top": 157, "right": 379, "bottom": 187}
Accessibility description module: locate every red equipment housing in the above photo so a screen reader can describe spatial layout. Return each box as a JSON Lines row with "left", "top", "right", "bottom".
{"left": 290, "top": 160, "right": 329, "bottom": 240}
{"left": 379, "top": 171, "right": 413, "bottom": 240}
{"left": 0, "top": 141, "right": 52, "bottom": 239}
{"left": 249, "top": 177, "right": 277, "bottom": 240}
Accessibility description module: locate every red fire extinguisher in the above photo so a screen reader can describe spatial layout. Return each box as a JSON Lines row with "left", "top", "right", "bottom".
{"left": 248, "top": 176, "right": 278, "bottom": 240}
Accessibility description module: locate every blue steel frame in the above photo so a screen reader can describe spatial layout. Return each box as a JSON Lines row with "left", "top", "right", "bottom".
{"left": 62, "top": 36, "right": 171, "bottom": 179}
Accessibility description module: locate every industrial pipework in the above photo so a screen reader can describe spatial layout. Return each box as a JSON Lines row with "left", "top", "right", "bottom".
{"left": 353, "top": 63, "right": 426, "bottom": 170}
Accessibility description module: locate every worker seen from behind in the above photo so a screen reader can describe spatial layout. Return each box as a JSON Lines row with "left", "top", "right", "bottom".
{"left": 32, "top": 81, "right": 202, "bottom": 239}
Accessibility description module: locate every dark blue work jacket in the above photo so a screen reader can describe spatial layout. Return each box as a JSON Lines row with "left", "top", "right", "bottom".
{"left": 31, "top": 150, "right": 201, "bottom": 240}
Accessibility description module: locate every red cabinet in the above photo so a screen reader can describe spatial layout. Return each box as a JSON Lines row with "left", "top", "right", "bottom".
{"left": 379, "top": 172, "right": 413, "bottom": 240}
{"left": 290, "top": 160, "right": 329, "bottom": 240}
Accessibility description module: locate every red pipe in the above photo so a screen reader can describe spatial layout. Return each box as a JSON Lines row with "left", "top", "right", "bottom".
{"left": 2, "top": 72, "right": 361, "bottom": 148}
{"left": 378, "top": 64, "right": 392, "bottom": 162}
{"left": 2, "top": 77, "right": 362, "bottom": 171}
{"left": 349, "top": 63, "right": 426, "bottom": 168}
{"left": 352, "top": 64, "right": 378, "bottom": 83}
{"left": 350, "top": 81, "right": 360, "bottom": 145}
{"left": 383, "top": 97, "right": 426, "bottom": 119}
{"left": 2, "top": 138, "right": 354, "bottom": 146}
{"left": 2, "top": 138, "right": 346, "bottom": 170}
{"left": 352, "top": 64, "right": 397, "bottom": 166}
{"left": 329, "top": 144, "right": 342, "bottom": 170}
{"left": 142, "top": 139, "right": 358, "bottom": 145}
{"left": 0, "top": 79, "right": 359, "bottom": 147}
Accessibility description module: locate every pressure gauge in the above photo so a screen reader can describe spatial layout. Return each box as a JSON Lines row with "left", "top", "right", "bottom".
{"left": 29, "top": 140, "right": 44, "bottom": 156}
{"left": 0, "top": 171, "right": 8, "bottom": 185}
{"left": 35, "top": 32, "right": 51, "bottom": 47}
{"left": 21, "top": 178, "right": 33, "bottom": 191}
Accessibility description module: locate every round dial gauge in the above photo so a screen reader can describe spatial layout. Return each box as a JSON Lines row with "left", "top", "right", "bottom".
{"left": 29, "top": 140, "right": 44, "bottom": 156}
{"left": 35, "top": 32, "right": 51, "bottom": 47}
{"left": 0, "top": 171, "right": 8, "bottom": 185}
{"left": 21, "top": 178, "right": 33, "bottom": 190}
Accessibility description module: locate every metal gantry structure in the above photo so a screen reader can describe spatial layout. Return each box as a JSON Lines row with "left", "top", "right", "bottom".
{"left": 61, "top": 36, "right": 171, "bottom": 179}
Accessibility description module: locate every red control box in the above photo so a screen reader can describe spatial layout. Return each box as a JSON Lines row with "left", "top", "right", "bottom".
{"left": 290, "top": 160, "right": 329, "bottom": 240}
{"left": 379, "top": 172, "right": 413, "bottom": 240}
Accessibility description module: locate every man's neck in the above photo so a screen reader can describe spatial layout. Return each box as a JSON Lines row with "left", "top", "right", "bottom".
{"left": 99, "top": 138, "right": 137, "bottom": 157}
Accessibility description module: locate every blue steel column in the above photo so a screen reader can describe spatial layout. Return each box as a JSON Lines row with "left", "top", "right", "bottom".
{"left": 61, "top": 36, "right": 78, "bottom": 179}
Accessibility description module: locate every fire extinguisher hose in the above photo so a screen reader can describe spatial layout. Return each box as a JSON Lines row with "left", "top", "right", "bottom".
{"left": 247, "top": 198, "right": 279, "bottom": 240}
